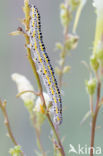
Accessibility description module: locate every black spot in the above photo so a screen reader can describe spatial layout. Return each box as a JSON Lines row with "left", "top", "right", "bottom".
{"left": 40, "top": 32, "right": 42, "bottom": 35}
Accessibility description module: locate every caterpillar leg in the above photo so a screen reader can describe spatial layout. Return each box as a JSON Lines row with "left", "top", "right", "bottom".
{"left": 53, "top": 115, "right": 62, "bottom": 125}
{"left": 25, "top": 43, "right": 32, "bottom": 49}
{"left": 26, "top": 30, "right": 31, "bottom": 36}
{"left": 37, "top": 68, "right": 43, "bottom": 75}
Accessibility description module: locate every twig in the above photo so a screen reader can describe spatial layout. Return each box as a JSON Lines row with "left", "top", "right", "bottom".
{"left": 16, "top": 90, "right": 40, "bottom": 98}
{"left": 90, "top": 79, "right": 101, "bottom": 156}
{"left": 0, "top": 100, "right": 17, "bottom": 145}
{"left": 0, "top": 100, "right": 24, "bottom": 156}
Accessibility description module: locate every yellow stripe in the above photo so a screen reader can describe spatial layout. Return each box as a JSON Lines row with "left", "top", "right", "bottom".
{"left": 51, "top": 87, "right": 54, "bottom": 95}
{"left": 32, "top": 7, "right": 35, "bottom": 18}
{"left": 33, "top": 30, "right": 35, "bottom": 38}
{"left": 57, "top": 116, "right": 60, "bottom": 121}
{"left": 53, "top": 97, "right": 57, "bottom": 104}
{"left": 32, "top": 20, "right": 35, "bottom": 28}
{"left": 56, "top": 107, "right": 58, "bottom": 114}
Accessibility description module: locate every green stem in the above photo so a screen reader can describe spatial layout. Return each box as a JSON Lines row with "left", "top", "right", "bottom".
{"left": 27, "top": 47, "right": 42, "bottom": 92}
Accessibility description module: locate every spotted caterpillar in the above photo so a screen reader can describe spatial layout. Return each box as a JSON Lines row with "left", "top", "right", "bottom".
{"left": 28, "top": 4, "right": 62, "bottom": 125}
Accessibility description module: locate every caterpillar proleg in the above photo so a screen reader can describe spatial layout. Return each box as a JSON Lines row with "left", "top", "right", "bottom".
{"left": 28, "top": 4, "right": 62, "bottom": 125}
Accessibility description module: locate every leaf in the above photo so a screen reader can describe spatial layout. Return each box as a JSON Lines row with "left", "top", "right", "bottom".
{"left": 9, "top": 30, "right": 23, "bottom": 36}
{"left": 63, "top": 66, "right": 71, "bottom": 73}
{"left": 80, "top": 111, "right": 91, "bottom": 125}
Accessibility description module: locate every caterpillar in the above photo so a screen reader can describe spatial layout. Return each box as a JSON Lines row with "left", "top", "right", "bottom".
{"left": 28, "top": 4, "right": 62, "bottom": 125}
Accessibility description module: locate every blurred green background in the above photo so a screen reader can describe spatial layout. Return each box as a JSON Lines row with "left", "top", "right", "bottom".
{"left": 0, "top": 0, "right": 103, "bottom": 155}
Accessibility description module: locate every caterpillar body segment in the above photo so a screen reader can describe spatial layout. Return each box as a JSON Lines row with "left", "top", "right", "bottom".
{"left": 28, "top": 4, "right": 62, "bottom": 125}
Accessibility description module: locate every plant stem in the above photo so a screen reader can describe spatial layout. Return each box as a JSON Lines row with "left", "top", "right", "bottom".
{"left": 59, "top": 25, "right": 69, "bottom": 88}
{"left": 25, "top": 38, "right": 42, "bottom": 92}
{"left": 0, "top": 100, "right": 24, "bottom": 156}
{"left": 90, "top": 80, "right": 101, "bottom": 156}
{"left": 16, "top": 90, "right": 40, "bottom": 98}
{"left": 32, "top": 115, "right": 46, "bottom": 156}
{"left": 46, "top": 113, "right": 65, "bottom": 156}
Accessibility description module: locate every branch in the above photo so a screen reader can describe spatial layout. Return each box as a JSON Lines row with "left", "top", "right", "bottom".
{"left": 90, "top": 79, "right": 101, "bottom": 156}
{"left": 0, "top": 100, "right": 24, "bottom": 156}
{"left": 16, "top": 90, "right": 40, "bottom": 98}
